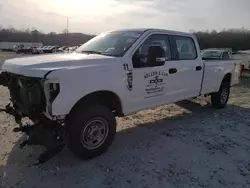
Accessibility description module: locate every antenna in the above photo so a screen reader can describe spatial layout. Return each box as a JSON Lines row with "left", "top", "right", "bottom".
{"left": 66, "top": 16, "right": 70, "bottom": 46}
{"left": 67, "top": 17, "right": 69, "bottom": 34}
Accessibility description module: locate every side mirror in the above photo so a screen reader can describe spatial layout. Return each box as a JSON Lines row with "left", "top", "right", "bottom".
{"left": 132, "top": 52, "right": 147, "bottom": 68}
{"left": 147, "top": 46, "right": 165, "bottom": 66}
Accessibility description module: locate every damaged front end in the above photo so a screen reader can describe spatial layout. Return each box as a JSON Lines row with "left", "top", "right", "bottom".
{"left": 0, "top": 71, "right": 66, "bottom": 165}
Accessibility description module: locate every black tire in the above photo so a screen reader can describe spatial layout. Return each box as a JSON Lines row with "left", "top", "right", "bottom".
{"left": 211, "top": 82, "right": 230, "bottom": 109}
{"left": 67, "top": 104, "right": 117, "bottom": 160}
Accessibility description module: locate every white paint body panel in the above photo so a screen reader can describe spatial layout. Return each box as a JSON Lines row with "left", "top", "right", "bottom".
{"left": 1, "top": 29, "right": 240, "bottom": 118}
{"left": 2, "top": 53, "right": 115, "bottom": 77}
{"left": 201, "top": 60, "right": 241, "bottom": 94}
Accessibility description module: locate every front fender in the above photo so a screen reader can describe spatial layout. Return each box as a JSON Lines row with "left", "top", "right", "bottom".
{"left": 46, "top": 65, "right": 125, "bottom": 116}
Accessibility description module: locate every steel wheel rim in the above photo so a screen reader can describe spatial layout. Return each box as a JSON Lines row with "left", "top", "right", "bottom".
{"left": 81, "top": 117, "right": 109, "bottom": 150}
{"left": 221, "top": 88, "right": 229, "bottom": 104}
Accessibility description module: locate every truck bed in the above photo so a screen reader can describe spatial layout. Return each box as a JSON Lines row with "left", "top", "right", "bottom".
{"left": 201, "top": 59, "right": 241, "bottom": 95}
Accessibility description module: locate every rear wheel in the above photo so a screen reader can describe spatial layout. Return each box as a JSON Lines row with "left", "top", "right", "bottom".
{"left": 211, "top": 82, "right": 230, "bottom": 109}
{"left": 67, "top": 104, "right": 117, "bottom": 160}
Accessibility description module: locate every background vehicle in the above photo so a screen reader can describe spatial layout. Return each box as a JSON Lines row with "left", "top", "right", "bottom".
{"left": 201, "top": 49, "right": 231, "bottom": 60}
{"left": 0, "top": 42, "right": 42, "bottom": 51}
{"left": 14, "top": 45, "right": 42, "bottom": 54}
{"left": 201, "top": 48, "right": 249, "bottom": 71}
{"left": 58, "top": 46, "right": 68, "bottom": 51}
{"left": 64, "top": 46, "right": 79, "bottom": 53}
{"left": 26, "top": 46, "right": 38, "bottom": 54}
{"left": 42, "top": 46, "right": 58, "bottom": 53}
{"left": 13, "top": 44, "right": 24, "bottom": 53}
{"left": 0, "top": 29, "right": 241, "bottom": 164}
{"left": 32, "top": 46, "right": 44, "bottom": 54}
{"left": 231, "top": 50, "right": 250, "bottom": 70}
{"left": 14, "top": 44, "right": 26, "bottom": 54}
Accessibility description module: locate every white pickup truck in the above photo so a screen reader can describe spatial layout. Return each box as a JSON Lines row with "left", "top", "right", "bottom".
{"left": 0, "top": 29, "right": 241, "bottom": 163}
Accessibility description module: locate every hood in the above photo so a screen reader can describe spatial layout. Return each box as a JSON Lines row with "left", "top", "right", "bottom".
{"left": 2, "top": 52, "right": 116, "bottom": 77}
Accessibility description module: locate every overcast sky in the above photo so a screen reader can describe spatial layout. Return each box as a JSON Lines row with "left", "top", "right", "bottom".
{"left": 1, "top": 0, "right": 250, "bottom": 34}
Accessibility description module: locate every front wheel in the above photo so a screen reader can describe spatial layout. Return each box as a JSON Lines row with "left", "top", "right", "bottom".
{"left": 211, "top": 82, "right": 230, "bottom": 109}
{"left": 67, "top": 104, "right": 117, "bottom": 160}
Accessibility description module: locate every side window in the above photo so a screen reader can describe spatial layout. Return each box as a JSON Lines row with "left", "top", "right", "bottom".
{"left": 222, "top": 52, "right": 230, "bottom": 60}
{"left": 132, "top": 34, "right": 171, "bottom": 68}
{"left": 173, "top": 36, "right": 197, "bottom": 60}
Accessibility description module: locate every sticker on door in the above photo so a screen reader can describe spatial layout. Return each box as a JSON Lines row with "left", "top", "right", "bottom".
{"left": 144, "top": 71, "right": 168, "bottom": 98}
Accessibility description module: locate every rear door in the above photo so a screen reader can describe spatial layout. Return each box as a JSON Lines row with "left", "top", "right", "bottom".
{"left": 167, "top": 35, "right": 203, "bottom": 99}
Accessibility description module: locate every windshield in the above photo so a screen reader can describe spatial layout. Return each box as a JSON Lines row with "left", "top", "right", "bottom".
{"left": 202, "top": 50, "right": 223, "bottom": 59}
{"left": 75, "top": 31, "right": 143, "bottom": 57}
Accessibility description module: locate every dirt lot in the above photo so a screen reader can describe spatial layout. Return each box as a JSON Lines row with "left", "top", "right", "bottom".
{"left": 0, "top": 52, "right": 250, "bottom": 188}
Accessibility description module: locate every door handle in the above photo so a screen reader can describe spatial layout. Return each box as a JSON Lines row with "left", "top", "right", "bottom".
{"left": 169, "top": 68, "right": 177, "bottom": 74}
{"left": 196, "top": 66, "right": 202, "bottom": 71}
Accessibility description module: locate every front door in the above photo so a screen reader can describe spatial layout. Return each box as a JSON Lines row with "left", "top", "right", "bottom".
{"left": 126, "top": 34, "right": 174, "bottom": 113}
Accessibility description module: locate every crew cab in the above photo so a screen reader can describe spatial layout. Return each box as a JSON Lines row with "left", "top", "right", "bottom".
{"left": 0, "top": 29, "right": 241, "bottom": 163}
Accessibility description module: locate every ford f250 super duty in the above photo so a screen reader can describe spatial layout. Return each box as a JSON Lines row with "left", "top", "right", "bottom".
{"left": 0, "top": 29, "right": 241, "bottom": 164}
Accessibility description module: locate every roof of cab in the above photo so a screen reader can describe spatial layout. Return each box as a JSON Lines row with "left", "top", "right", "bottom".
{"left": 107, "top": 28, "right": 193, "bottom": 36}
{"left": 203, "top": 49, "right": 228, "bottom": 53}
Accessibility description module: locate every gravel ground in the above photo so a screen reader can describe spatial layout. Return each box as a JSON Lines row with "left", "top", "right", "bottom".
{"left": 0, "top": 53, "right": 250, "bottom": 188}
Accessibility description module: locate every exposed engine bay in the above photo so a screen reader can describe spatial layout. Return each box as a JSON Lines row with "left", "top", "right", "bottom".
{"left": 0, "top": 71, "right": 65, "bottom": 165}
{"left": 0, "top": 72, "right": 46, "bottom": 118}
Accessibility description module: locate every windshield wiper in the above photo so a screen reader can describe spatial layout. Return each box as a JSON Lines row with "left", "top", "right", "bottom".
{"left": 80, "top": 50, "right": 117, "bottom": 57}
{"left": 81, "top": 50, "right": 103, "bottom": 54}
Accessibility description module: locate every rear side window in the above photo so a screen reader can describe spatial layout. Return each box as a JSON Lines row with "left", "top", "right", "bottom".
{"left": 222, "top": 52, "right": 230, "bottom": 60}
{"left": 173, "top": 36, "right": 197, "bottom": 60}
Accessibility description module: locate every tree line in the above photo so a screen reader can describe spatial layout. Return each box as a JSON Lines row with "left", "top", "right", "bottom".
{"left": 0, "top": 27, "right": 94, "bottom": 46}
{"left": 195, "top": 28, "right": 250, "bottom": 51}
{"left": 1, "top": 26, "right": 250, "bottom": 51}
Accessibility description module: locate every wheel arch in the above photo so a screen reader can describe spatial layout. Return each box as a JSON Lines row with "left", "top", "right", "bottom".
{"left": 68, "top": 90, "right": 123, "bottom": 118}
{"left": 221, "top": 73, "right": 232, "bottom": 86}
